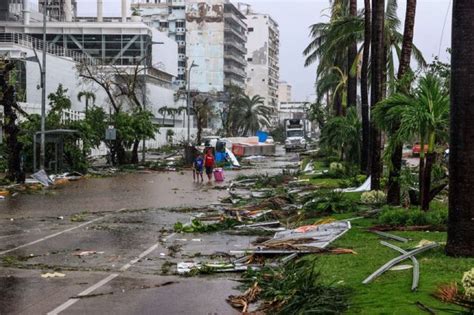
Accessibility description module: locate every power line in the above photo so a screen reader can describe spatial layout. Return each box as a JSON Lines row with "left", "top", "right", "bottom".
{"left": 438, "top": 0, "right": 452, "bottom": 57}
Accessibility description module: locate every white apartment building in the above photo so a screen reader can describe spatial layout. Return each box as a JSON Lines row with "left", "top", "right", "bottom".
{"left": 132, "top": 0, "right": 187, "bottom": 88}
{"left": 185, "top": 0, "right": 247, "bottom": 93}
{"left": 278, "top": 81, "right": 292, "bottom": 103}
{"left": 0, "top": 0, "right": 193, "bottom": 147}
{"left": 240, "top": 4, "right": 279, "bottom": 108}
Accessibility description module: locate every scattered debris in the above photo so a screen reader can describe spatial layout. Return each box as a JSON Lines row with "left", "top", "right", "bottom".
{"left": 73, "top": 250, "right": 103, "bottom": 257}
{"left": 335, "top": 176, "right": 371, "bottom": 193}
{"left": 389, "top": 264, "right": 413, "bottom": 271}
{"left": 31, "top": 170, "right": 54, "bottom": 187}
{"left": 41, "top": 272, "right": 66, "bottom": 278}
{"left": 363, "top": 242, "right": 438, "bottom": 285}
{"left": 381, "top": 241, "right": 419, "bottom": 291}
{"left": 227, "top": 282, "right": 262, "bottom": 313}
{"left": 370, "top": 230, "right": 409, "bottom": 243}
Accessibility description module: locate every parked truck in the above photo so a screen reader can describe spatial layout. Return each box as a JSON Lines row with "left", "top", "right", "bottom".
{"left": 284, "top": 119, "right": 307, "bottom": 152}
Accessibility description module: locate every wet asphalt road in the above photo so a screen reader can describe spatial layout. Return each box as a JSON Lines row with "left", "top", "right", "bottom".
{"left": 0, "top": 148, "right": 299, "bottom": 315}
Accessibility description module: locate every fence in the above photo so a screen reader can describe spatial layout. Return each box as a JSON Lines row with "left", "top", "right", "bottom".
{"left": 0, "top": 33, "right": 94, "bottom": 64}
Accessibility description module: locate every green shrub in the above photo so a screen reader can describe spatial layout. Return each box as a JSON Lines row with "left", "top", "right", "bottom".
{"left": 304, "top": 190, "right": 359, "bottom": 214}
{"left": 378, "top": 206, "right": 448, "bottom": 227}
{"left": 361, "top": 190, "right": 387, "bottom": 205}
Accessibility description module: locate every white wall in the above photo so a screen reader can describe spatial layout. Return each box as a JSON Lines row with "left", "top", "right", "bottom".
{"left": 151, "top": 28, "right": 178, "bottom": 77}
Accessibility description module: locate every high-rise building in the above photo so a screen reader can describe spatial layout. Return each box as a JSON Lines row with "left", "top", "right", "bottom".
{"left": 136, "top": 0, "right": 247, "bottom": 93}
{"left": 185, "top": 0, "right": 247, "bottom": 93}
{"left": 278, "top": 81, "right": 292, "bottom": 103}
{"left": 240, "top": 4, "right": 279, "bottom": 107}
{"left": 132, "top": 0, "right": 187, "bottom": 88}
{"left": 38, "top": 0, "right": 77, "bottom": 21}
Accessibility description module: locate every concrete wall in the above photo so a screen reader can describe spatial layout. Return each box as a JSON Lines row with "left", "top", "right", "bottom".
{"left": 278, "top": 81, "right": 292, "bottom": 103}
{"left": 185, "top": 1, "right": 225, "bottom": 93}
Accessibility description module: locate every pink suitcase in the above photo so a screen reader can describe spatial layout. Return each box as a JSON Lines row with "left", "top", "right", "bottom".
{"left": 213, "top": 168, "right": 225, "bottom": 182}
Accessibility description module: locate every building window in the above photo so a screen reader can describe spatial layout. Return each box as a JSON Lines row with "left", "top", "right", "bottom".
{"left": 247, "top": 58, "right": 253, "bottom": 62}
{"left": 159, "top": 22, "right": 169, "bottom": 28}
{"left": 178, "top": 46, "right": 186, "bottom": 54}
{"left": 248, "top": 27, "right": 254, "bottom": 32}
{"left": 176, "top": 21, "right": 185, "bottom": 28}
{"left": 176, "top": 34, "right": 185, "bottom": 41}
{"left": 178, "top": 60, "right": 186, "bottom": 67}
{"left": 177, "top": 74, "right": 185, "bottom": 81}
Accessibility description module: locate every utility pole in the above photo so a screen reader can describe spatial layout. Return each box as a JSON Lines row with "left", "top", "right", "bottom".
{"left": 186, "top": 59, "right": 198, "bottom": 144}
{"left": 40, "top": 0, "right": 47, "bottom": 170}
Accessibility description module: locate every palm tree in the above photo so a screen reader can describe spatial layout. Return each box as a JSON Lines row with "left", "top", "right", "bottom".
{"left": 235, "top": 95, "right": 273, "bottom": 136}
{"left": 374, "top": 74, "right": 449, "bottom": 211}
{"left": 360, "top": 0, "right": 371, "bottom": 174}
{"left": 306, "top": 101, "right": 327, "bottom": 131}
{"left": 192, "top": 96, "right": 215, "bottom": 145}
{"left": 320, "top": 107, "right": 361, "bottom": 163}
{"left": 347, "top": 0, "right": 358, "bottom": 109}
{"left": 370, "top": 0, "right": 385, "bottom": 191}
{"left": 304, "top": 0, "right": 426, "bottom": 116}
{"left": 158, "top": 106, "right": 169, "bottom": 125}
{"left": 77, "top": 91, "right": 96, "bottom": 115}
{"left": 386, "top": 0, "right": 418, "bottom": 205}
{"left": 446, "top": 0, "right": 474, "bottom": 257}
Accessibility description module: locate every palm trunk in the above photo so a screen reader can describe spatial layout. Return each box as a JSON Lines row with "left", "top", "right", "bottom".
{"left": 131, "top": 139, "right": 140, "bottom": 164}
{"left": 446, "top": 0, "right": 474, "bottom": 257}
{"left": 421, "top": 151, "right": 435, "bottom": 211}
{"left": 418, "top": 136, "right": 425, "bottom": 206}
{"left": 361, "top": 0, "right": 371, "bottom": 174}
{"left": 387, "top": 0, "right": 418, "bottom": 205}
{"left": 347, "top": 0, "right": 358, "bottom": 109}
{"left": 369, "top": 0, "right": 385, "bottom": 190}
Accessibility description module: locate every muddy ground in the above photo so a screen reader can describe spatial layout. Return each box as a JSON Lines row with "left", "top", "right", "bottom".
{"left": 0, "top": 147, "right": 298, "bottom": 315}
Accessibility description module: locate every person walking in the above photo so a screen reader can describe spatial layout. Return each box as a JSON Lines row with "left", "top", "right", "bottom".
{"left": 193, "top": 153, "right": 204, "bottom": 182}
{"left": 204, "top": 149, "right": 216, "bottom": 182}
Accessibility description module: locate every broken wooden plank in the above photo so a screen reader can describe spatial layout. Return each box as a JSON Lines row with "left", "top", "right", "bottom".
{"left": 381, "top": 241, "right": 419, "bottom": 291}
{"left": 363, "top": 242, "right": 438, "bottom": 285}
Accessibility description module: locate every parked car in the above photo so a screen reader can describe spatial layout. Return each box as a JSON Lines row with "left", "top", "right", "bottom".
{"left": 412, "top": 142, "right": 428, "bottom": 156}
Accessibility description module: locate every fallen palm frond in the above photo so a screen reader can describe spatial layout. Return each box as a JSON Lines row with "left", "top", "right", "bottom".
{"left": 236, "top": 258, "right": 350, "bottom": 314}
{"left": 434, "top": 282, "right": 459, "bottom": 303}
{"left": 227, "top": 282, "right": 262, "bottom": 313}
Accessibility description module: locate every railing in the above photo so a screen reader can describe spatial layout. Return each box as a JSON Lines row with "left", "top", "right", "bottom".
{"left": 0, "top": 33, "right": 94, "bottom": 64}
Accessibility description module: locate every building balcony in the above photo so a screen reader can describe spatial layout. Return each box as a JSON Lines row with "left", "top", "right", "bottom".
{"left": 224, "top": 41, "right": 247, "bottom": 55}
{"left": 224, "top": 65, "right": 246, "bottom": 78}
{"left": 224, "top": 27, "right": 246, "bottom": 42}
{"left": 224, "top": 13, "right": 247, "bottom": 30}
{"left": 224, "top": 53, "right": 246, "bottom": 66}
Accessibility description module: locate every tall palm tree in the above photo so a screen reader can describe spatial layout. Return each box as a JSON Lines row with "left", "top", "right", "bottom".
{"left": 236, "top": 95, "right": 273, "bottom": 136}
{"left": 374, "top": 74, "right": 449, "bottom": 211}
{"left": 446, "top": 0, "right": 474, "bottom": 257}
{"left": 192, "top": 96, "right": 215, "bottom": 145}
{"left": 304, "top": 0, "right": 425, "bottom": 116}
{"left": 347, "top": 0, "right": 358, "bottom": 109}
{"left": 77, "top": 91, "right": 96, "bottom": 115}
{"left": 360, "top": 0, "right": 371, "bottom": 174}
{"left": 369, "top": 0, "right": 385, "bottom": 190}
{"left": 386, "top": 0, "right": 418, "bottom": 205}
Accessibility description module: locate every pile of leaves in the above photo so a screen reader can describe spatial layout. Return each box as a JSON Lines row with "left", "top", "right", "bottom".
{"left": 234, "top": 258, "right": 350, "bottom": 314}
{"left": 173, "top": 218, "right": 240, "bottom": 233}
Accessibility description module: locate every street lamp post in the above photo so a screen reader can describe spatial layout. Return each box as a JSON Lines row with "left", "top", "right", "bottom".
{"left": 141, "top": 40, "right": 163, "bottom": 164}
{"left": 186, "top": 60, "right": 198, "bottom": 144}
{"left": 40, "top": 0, "right": 47, "bottom": 170}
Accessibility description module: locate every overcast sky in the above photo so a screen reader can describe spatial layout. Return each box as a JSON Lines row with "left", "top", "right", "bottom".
{"left": 77, "top": 0, "right": 453, "bottom": 101}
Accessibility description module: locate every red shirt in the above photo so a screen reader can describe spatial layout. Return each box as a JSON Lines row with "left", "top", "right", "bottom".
{"left": 204, "top": 154, "right": 215, "bottom": 167}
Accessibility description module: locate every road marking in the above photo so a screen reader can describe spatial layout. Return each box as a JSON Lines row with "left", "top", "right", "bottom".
{"left": 47, "top": 232, "right": 177, "bottom": 315}
{"left": 0, "top": 217, "right": 106, "bottom": 256}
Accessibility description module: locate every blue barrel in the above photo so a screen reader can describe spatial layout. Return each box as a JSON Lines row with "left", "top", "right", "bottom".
{"left": 257, "top": 131, "right": 268, "bottom": 143}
